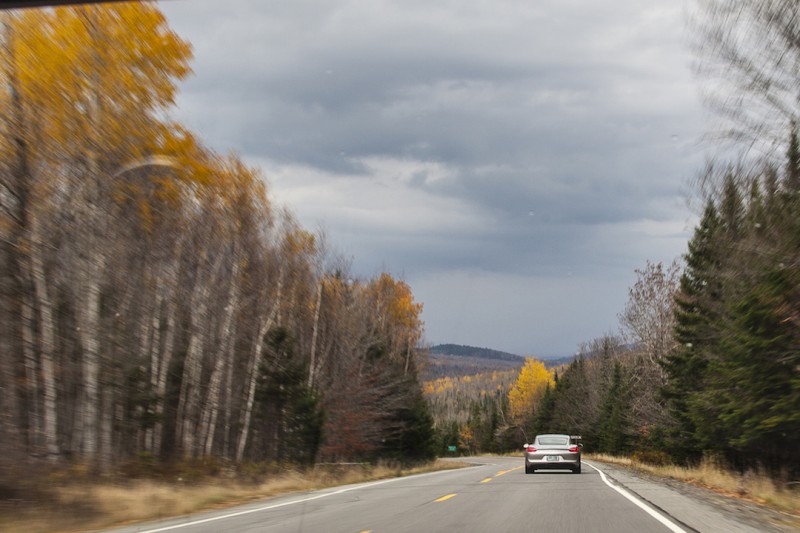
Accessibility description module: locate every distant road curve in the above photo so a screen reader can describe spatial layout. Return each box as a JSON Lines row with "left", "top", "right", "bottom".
{"left": 104, "top": 456, "right": 792, "bottom": 533}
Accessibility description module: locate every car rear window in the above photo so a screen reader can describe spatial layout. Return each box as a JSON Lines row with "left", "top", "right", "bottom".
{"left": 538, "top": 436, "right": 568, "bottom": 445}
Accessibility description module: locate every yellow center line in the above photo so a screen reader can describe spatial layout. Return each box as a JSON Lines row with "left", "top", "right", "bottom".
{"left": 434, "top": 493, "right": 457, "bottom": 502}
{"left": 480, "top": 477, "right": 493, "bottom": 483}
{"left": 495, "top": 465, "right": 523, "bottom": 477}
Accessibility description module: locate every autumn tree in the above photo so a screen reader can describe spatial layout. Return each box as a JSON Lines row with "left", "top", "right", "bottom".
{"left": 619, "top": 260, "right": 680, "bottom": 431}
{"left": 507, "top": 358, "right": 552, "bottom": 432}
{"left": 0, "top": 2, "right": 432, "bottom": 476}
{"left": 0, "top": 4, "right": 191, "bottom": 468}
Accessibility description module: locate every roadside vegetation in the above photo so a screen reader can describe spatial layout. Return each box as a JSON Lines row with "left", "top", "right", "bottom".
{"left": 0, "top": 0, "right": 435, "bottom": 485}
{"left": 0, "top": 459, "right": 467, "bottom": 533}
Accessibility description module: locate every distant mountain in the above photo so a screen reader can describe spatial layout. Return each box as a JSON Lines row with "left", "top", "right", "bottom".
{"left": 424, "top": 344, "right": 523, "bottom": 380}
{"left": 429, "top": 344, "right": 525, "bottom": 362}
{"left": 541, "top": 355, "right": 575, "bottom": 368}
{"left": 424, "top": 344, "right": 574, "bottom": 380}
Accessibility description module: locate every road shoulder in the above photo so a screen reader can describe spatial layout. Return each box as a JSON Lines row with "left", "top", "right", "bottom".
{"left": 587, "top": 460, "right": 800, "bottom": 533}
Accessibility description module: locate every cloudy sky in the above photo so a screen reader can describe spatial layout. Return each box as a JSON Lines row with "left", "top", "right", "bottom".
{"left": 160, "top": 0, "right": 712, "bottom": 357}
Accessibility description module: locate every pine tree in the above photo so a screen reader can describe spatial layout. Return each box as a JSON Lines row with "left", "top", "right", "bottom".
{"left": 712, "top": 271, "right": 800, "bottom": 472}
{"left": 598, "top": 362, "right": 628, "bottom": 455}
{"left": 663, "top": 199, "right": 722, "bottom": 460}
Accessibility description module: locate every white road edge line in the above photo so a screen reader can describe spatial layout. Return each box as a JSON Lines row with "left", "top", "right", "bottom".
{"left": 131, "top": 465, "right": 480, "bottom": 533}
{"left": 584, "top": 461, "right": 687, "bottom": 533}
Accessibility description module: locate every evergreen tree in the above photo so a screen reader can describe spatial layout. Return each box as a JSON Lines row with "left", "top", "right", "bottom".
{"left": 388, "top": 389, "right": 436, "bottom": 462}
{"left": 712, "top": 262, "right": 800, "bottom": 472}
{"left": 548, "top": 357, "right": 599, "bottom": 448}
{"left": 663, "top": 199, "right": 723, "bottom": 460}
{"left": 533, "top": 382, "right": 555, "bottom": 435}
{"left": 254, "top": 327, "right": 324, "bottom": 464}
{"left": 597, "top": 362, "right": 629, "bottom": 455}
{"left": 720, "top": 172, "right": 744, "bottom": 240}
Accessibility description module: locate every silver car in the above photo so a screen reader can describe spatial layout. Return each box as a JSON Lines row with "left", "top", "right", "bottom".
{"left": 524, "top": 434, "right": 581, "bottom": 474}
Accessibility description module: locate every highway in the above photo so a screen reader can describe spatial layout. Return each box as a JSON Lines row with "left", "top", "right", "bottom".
{"left": 105, "top": 457, "right": 781, "bottom": 533}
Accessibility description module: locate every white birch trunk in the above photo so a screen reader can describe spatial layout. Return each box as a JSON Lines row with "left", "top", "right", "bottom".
{"left": 151, "top": 290, "right": 178, "bottom": 455}
{"left": 221, "top": 348, "right": 233, "bottom": 459}
{"left": 78, "top": 255, "right": 105, "bottom": 462}
{"left": 235, "top": 266, "right": 284, "bottom": 462}
{"left": 31, "top": 240, "right": 59, "bottom": 461}
{"left": 176, "top": 253, "right": 223, "bottom": 457}
{"left": 143, "top": 291, "right": 161, "bottom": 452}
{"left": 21, "top": 291, "right": 40, "bottom": 449}
{"left": 176, "top": 293, "right": 208, "bottom": 457}
{"left": 149, "top": 248, "right": 182, "bottom": 455}
{"left": 235, "top": 315, "right": 273, "bottom": 462}
{"left": 200, "top": 263, "right": 239, "bottom": 456}
{"left": 307, "top": 279, "right": 323, "bottom": 389}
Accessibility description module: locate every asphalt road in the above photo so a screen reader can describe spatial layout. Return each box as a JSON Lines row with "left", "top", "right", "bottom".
{"left": 104, "top": 457, "right": 788, "bottom": 533}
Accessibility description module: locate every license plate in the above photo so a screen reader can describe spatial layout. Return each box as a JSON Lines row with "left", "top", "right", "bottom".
{"left": 545, "top": 455, "right": 560, "bottom": 461}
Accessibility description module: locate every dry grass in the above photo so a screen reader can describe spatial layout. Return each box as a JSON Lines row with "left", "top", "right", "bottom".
{"left": 0, "top": 460, "right": 468, "bottom": 533}
{"left": 587, "top": 453, "right": 800, "bottom": 515}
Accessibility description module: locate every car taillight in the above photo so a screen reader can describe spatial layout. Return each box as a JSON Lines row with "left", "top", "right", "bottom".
{"left": 526, "top": 446, "right": 536, "bottom": 453}
{"left": 568, "top": 446, "right": 579, "bottom": 453}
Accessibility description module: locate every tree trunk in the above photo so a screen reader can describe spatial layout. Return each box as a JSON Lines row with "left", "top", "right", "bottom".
{"left": 200, "top": 264, "right": 239, "bottom": 456}
{"left": 176, "top": 253, "right": 223, "bottom": 458}
{"left": 151, "top": 289, "right": 178, "bottom": 455}
{"left": 78, "top": 258, "right": 104, "bottom": 462}
{"left": 236, "top": 288, "right": 281, "bottom": 462}
{"left": 31, "top": 239, "right": 59, "bottom": 461}
{"left": 21, "top": 290, "right": 40, "bottom": 450}
{"left": 308, "top": 279, "right": 323, "bottom": 388}
{"left": 149, "top": 250, "right": 182, "bottom": 456}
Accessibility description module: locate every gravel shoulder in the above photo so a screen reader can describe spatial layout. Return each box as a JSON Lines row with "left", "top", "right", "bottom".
{"left": 588, "top": 459, "right": 800, "bottom": 532}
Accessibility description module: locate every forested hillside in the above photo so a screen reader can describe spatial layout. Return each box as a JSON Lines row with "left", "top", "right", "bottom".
{"left": 424, "top": 344, "right": 525, "bottom": 380}
{"left": 429, "top": 344, "right": 525, "bottom": 362}
{"left": 425, "top": 369, "right": 516, "bottom": 454}
{"left": 0, "top": 4, "right": 434, "bottom": 475}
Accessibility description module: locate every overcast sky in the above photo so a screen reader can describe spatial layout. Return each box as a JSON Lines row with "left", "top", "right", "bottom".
{"left": 161, "top": 0, "right": 711, "bottom": 357}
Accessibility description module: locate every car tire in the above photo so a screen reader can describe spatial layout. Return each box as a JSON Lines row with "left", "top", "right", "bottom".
{"left": 525, "top": 464, "right": 534, "bottom": 474}
{"left": 573, "top": 463, "right": 581, "bottom": 474}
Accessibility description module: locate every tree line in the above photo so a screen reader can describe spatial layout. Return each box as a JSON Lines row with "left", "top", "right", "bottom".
{"left": 0, "top": 4, "right": 434, "bottom": 475}
{"left": 518, "top": 146, "right": 800, "bottom": 479}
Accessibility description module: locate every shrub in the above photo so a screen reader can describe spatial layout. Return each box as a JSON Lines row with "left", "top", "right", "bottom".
{"left": 631, "top": 450, "right": 672, "bottom": 466}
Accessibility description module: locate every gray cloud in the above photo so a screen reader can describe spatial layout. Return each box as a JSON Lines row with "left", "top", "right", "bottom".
{"left": 163, "top": 0, "right": 707, "bottom": 355}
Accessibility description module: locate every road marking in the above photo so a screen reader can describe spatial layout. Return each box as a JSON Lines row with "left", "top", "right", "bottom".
{"left": 584, "top": 462, "right": 687, "bottom": 533}
{"left": 480, "top": 477, "right": 493, "bottom": 483}
{"left": 130, "top": 467, "right": 476, "bottom": 532}
{"left": 435, "top": 493, "right": 457, "bottom": 502}
{"left": 495, "top": 465, "right": 523, "bottom": 477}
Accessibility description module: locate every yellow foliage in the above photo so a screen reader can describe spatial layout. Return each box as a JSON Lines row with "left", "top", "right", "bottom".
{"left": 285, "top": 229, "right": 317, "bottom": 257}
{"left": 8, "top": 4, "right": 192, "bottom": 170}
{"left": 458, "top": 426, "right": 474, "bottom": 451}
{"left": 507, "top": 358, "right": 553, "bottom": 422}
{"left": 370, "top": 273, "right": 423, "bottom": 331}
